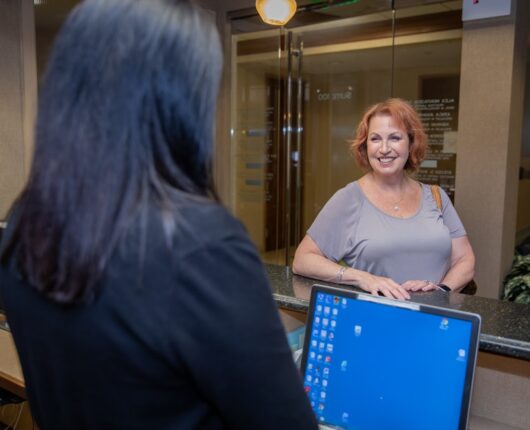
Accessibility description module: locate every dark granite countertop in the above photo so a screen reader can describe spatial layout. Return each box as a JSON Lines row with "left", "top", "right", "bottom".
{"left": 266, "top": 264, "right": 530, "bottom": 361}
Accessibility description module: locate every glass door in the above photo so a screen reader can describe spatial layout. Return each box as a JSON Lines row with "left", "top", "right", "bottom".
{"left": 229, "top": 1, "right": 462, "bottom": 265}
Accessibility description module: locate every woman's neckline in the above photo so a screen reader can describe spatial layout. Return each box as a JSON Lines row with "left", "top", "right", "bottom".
{"left": 354, "top": 179, "right": 424, "bottom": 220}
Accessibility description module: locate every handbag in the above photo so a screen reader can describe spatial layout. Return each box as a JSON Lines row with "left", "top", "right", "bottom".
{"left": 430, "top": 185, "right": 477, "bottom": 295}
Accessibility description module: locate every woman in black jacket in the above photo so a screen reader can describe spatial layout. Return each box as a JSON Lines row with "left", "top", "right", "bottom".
{"left": 0, "top": 1, "right": 318, "bottom": 429}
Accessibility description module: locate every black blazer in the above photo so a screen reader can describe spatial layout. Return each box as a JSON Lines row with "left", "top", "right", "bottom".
{"left": 0, "top": 200, "right": 317, "bottom": 430}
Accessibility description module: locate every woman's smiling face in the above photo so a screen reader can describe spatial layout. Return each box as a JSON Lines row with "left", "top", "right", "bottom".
{"left": 366, "top": 114, "right": 410, "bottom": 178}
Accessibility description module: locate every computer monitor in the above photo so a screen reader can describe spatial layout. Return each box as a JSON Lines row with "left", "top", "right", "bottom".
{"left": 301, "top": 284, "right": 481, "bottom": 430}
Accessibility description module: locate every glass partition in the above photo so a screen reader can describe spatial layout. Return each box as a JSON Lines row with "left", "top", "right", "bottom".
{"left": 230, "top": 1, "right": 462, "bottom": 265}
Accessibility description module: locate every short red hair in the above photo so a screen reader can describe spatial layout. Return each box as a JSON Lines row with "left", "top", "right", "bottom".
{"left": 350, "top": 98, "right": 427, "bottom": 172}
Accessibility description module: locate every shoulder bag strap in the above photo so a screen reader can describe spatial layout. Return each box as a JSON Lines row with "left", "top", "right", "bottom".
{"left": 430, "top": 185, "right": 443, "bottom": 211}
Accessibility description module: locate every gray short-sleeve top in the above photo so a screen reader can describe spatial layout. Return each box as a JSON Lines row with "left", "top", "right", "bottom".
{"left": 307, "top": 181, "right": 466, "bottom": 284}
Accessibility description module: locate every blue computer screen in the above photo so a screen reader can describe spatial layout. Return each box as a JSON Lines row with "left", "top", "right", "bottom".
{"left": 303, "top": 292, "right": 473, "bottom": 430}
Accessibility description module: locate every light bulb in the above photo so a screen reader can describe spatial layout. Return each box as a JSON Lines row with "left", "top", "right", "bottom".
{"left": 256, "top": 0, "right": 297, "bottom": 26}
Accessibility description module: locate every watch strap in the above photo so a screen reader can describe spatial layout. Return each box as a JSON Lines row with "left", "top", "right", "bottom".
{"left": 437, "top": 283, "right": 451, "bottom": 292}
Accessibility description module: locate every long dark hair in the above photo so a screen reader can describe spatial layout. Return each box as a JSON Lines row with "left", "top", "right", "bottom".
{"left": 0, "top": 0, "right": 222, "bottom": 304}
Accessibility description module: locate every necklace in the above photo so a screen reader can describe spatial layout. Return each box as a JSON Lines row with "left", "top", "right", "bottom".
{"left": 382, "top": 184, "right": 406, "bottom": 212}
{"left": 392, "top": 196, "right": 405, "bottom": 212}
{"left": 366, "top": 173, "right": 409, "bottom": 213}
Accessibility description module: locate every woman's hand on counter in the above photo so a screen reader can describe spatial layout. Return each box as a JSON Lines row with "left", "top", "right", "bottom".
{"left": 402, "top": 279, "right": 439, "bottom": 292}
{"left": 353, "top": 270, "right": 410, "bottom": 300}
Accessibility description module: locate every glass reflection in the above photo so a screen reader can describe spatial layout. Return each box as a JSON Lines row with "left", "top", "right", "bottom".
{"left": 230, "top": 1, "right": 462, "bottom": 266}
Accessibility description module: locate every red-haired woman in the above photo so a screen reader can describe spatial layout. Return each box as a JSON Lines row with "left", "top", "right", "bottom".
{"left": 293, "top": 98, "right": 475, "bottom": 299}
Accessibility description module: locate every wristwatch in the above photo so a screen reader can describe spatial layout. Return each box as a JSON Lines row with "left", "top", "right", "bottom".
{"left": 437, "top": 283, "right": 452, "bottom": 292}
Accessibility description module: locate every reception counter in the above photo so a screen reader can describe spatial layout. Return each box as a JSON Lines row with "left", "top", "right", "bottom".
{"left": 0, "top": 265, "right": 528, "bottom": 429}
{"left": 265, "top": 264, "right": 530, "bottom": 361}
{"left": 0, "top": 326, "right": 24, "bottom": 399}
{"left": 266, "top": 264, "right": 530, "bottom": 430}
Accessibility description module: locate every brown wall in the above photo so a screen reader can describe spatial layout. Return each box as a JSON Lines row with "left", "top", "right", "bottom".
{"left": 0, "top": 0, "right": 37, "bottom": 219}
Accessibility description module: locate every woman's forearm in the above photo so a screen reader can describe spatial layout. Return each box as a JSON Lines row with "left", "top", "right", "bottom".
{"left": 292, "top": 235, "right": 409, "bottom": 299}
{"left": 440, "top": 258, "right": 475, "bottom": 291}
{"left": 292, "top": 251, "right": 410, "bottom": 299}
{"left": 293, "top": 251, "right": 366, "bottom": 286}
{"left": 292, "top": 251, "right": 347, "bottom": 283}
{"left": 441, "top": 236, "right": 476, "bottom": 292}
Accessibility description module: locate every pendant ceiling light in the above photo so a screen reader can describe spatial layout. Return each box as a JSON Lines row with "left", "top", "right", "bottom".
{"left": 256, "top": 0, "right": 297, "bottom": 26}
